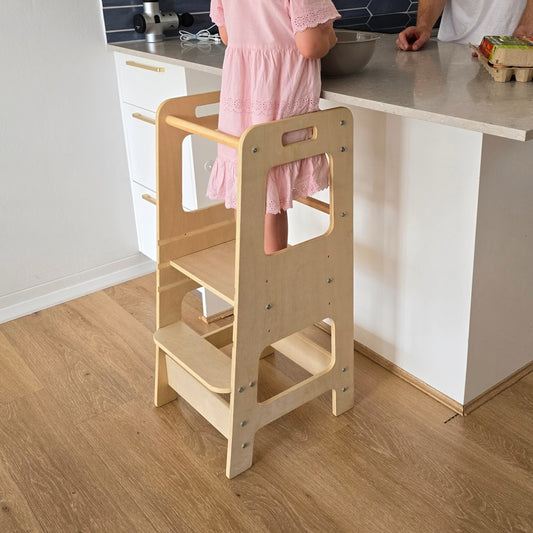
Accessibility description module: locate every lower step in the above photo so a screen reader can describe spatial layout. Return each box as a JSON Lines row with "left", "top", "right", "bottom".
{"left": 154, "top": 321, "right": 231, "bottom": 394}
{"left": 272, "top": 331, "right": 332, "bottom": 375}
{"left": 165, "top": 355, "right": 230, "bottom": 438}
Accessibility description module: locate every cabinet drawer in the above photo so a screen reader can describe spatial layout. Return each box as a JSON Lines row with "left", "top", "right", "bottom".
{"left": 123, "top": 104, "right": 201, "bottom": 210}
{"left": 131, "top": 181, "right": 156, "bottom": 261}
{"left": 116, "top": 53, "right": 187, "bottom": 111}
{"left": 123, "top": 104, "right": 156, "bottom": 191}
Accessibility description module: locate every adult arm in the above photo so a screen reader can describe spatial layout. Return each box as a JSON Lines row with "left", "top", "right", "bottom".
{"left": 396, "top": 0, "right": 447, "bottom": 51}
{"left": 513, "top": 0, "right": 533, "bottom": 37}
{"left": 294, "top": 21, "right": 337, "bottom": 59}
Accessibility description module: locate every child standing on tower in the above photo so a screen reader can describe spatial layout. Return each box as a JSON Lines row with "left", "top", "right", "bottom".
{"left": 207, "top": 0, "right": 340, "bottom": 253}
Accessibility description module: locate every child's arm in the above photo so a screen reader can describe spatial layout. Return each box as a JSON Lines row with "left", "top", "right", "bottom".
{"left": 294, "top": 21, "right": 337, "bottom": 59}
{"left": 210, "top": 0, "right": 227, "bottom": 44}
{"left": 218, "top": 26, "right": 228, "bottom": 45}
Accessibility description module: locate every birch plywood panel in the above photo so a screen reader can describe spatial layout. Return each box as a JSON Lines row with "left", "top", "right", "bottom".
{"left": 155, "top": 94, "right": 355, "bottom": 478}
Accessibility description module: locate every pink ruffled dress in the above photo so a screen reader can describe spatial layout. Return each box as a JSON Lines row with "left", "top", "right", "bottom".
{"left": 208, "top": 0, "right": 340, "bottom": 214}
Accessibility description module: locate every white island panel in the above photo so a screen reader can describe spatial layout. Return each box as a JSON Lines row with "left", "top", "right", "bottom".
{"left": 466, "top": 134, "right": 533, "bottom": 402}
{"left": 350, "top": 109, "right": 483, "bottom": 403}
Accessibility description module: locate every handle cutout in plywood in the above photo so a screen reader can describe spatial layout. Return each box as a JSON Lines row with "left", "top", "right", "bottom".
{"left": 243, "top": 107, "right": 352, "bottom": 169}
{"left": 281, "top": 126, "right": 317, "bottom": 147}
{"left": 125, "top": 60, "right": 165, "bottom": 73}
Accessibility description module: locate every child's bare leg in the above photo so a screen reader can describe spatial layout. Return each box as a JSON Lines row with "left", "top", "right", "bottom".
{"left": 264, "top": 211, "right": 288, "bottom": 254}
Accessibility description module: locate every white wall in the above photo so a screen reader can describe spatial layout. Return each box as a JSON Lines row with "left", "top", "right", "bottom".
{"left": 0, "top": 1, "right": 153, "bottom": 323}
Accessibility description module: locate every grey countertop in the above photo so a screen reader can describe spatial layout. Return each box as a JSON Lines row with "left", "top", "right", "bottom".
{"left": 110, "top": 34, "right": 533, "bottom": 141}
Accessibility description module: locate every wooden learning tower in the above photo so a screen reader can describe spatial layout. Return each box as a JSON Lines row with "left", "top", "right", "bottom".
{"left": 154, "top": 91, "right": 354, "bottom": 478}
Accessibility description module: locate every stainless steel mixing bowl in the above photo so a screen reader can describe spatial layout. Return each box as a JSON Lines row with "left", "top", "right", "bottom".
{"left": 321, "top": 30, "right": 379, "bottom": 77}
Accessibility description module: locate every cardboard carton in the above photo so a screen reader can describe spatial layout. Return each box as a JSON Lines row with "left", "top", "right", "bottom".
{"left": 479, "top": 36, "right": 533, "bottom": 67}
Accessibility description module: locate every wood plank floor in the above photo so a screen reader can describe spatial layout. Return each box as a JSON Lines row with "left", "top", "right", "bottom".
{"left": 0, "top": 273, "right": 531, "bottom": 532}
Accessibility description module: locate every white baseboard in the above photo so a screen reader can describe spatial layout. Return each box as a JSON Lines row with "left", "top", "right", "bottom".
{"left": 0, "top": 253, "right": 156, "bottom": 325}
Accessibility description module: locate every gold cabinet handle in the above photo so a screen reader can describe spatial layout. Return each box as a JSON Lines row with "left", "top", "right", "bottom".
{"left": 132, "top": 113, "right": 156, "bottom": 125}
{"left": 142, "top": 193, "right": 157, "bottom": 205}
{"left": 125, "top": 60, "right": 165, "bottom": 73}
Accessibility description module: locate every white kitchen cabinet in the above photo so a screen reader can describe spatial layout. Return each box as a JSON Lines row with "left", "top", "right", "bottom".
{"left": 116, "top": 55, "right": 187, "bottom": 113}
{"left": 114, "top": 52, "right": 230, "bottom": 319}
{"left": 131, "top": 181, "right": 157, "bottom": 260}
{"left": 122, "top": 104, "right": 157, "bottom": 191}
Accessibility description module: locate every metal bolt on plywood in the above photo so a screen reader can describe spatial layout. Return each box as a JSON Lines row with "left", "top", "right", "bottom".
{"left": 153, "top": 91, "right": 354, "bottom": 478}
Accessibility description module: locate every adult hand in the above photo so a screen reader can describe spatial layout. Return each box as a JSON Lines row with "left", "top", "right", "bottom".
{"left": 513, "top": 0, "right": 533, "bottom": 38}
{"left": 513, "top": 24, "right": 533, "bottom": 38}
{"left": 396, "top": 26, "right": 432, "bottom": 51}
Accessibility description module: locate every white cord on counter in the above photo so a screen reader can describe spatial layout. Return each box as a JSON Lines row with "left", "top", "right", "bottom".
{"left": 179, "top": 24, "right": 221, "bottom": 44}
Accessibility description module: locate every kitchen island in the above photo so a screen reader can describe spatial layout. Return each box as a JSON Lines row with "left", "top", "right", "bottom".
{"left": 110, "top": 33, "right": 533, "bottom": 412}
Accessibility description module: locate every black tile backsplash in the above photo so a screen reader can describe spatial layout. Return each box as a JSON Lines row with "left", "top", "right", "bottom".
{"left": 101, "top": 0, "right": 418, "bottom": 43}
